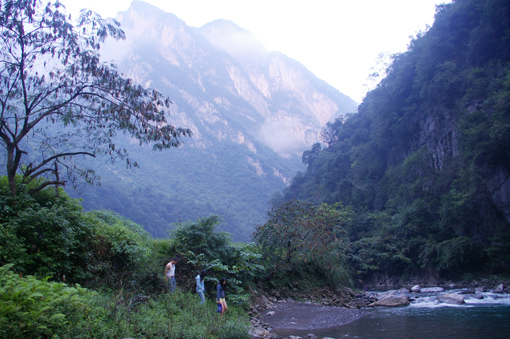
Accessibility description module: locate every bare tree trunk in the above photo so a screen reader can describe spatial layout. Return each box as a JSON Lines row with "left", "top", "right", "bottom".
{"left": 6, "top": 143, "right": 17, "bottom": 198}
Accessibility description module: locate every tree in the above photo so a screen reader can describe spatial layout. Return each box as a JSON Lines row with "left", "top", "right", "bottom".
{"left": 301, "top": 142, "right": 321, "bottom": 169}
{"left": 0, "top": 0, "right": 192, "bottom": 197}
{"left": 254, "top": 200, "right": 352, "bottom": 285}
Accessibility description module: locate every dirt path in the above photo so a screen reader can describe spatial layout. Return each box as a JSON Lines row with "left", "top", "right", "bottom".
{"left": 261, "top": 301, "right": 365, "bottom": 331}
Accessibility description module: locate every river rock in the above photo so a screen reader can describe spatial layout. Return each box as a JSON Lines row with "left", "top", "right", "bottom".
{"left": 437, "top": 293, "right": 465, "bottom": 305}
{"left": 471, "top": 293, "right": 484, "bottom": 300}
{"left": 411, "top": 285, "right": 421, "bottom": 292}
{"left": 369, "top": 290, "right": 410, "bottom": 307}
{"left": 493, "top": 283, "right": 504, "bottom": 293}
{"left": 421, "top": 287, "right": 444, "bottom": 293}
{"left": 249, "top": 326, "right": 271, "bottom": 338}
{"left": 266, "top": 311, "right": 275, "bottom": 316}
{"left": 306, "top": 334, "right": 318, "bottom": 339}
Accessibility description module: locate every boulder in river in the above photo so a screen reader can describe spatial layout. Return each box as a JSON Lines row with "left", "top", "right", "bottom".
{"left": 369, "top": 290, "right": 410, "bottom": 307}
{"left": 493, "top": 283, "right": 504, "bottom": 293}
{"left": 437, "top": 293, "right": 465, "bottom": 305}
{"left": 421, "top": 287, "right": 444, "bottom": 293}
{"left": 411, "top": 285, "right": 421, "bottom": 292}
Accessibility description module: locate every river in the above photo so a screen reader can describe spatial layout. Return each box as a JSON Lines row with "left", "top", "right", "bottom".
{"left": 273, "top": 290, "right": 510, "bottom": 339}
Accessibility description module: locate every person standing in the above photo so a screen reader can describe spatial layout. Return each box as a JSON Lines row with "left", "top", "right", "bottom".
{"left": 216, "top": 278, "right": 228, "bottom": 316}
{"left": 195, "top": 270, "right": 207, "bottom": 304}
{"left": 165, "top": 258, "right": 178, "bottom": 293}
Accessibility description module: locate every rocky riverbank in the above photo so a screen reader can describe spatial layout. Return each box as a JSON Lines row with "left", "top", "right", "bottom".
{"left": 247, "top": 279, "right": 509, "bottom": 338}
{"left": 247, "top": 287, "right": 374, "bottom": 338}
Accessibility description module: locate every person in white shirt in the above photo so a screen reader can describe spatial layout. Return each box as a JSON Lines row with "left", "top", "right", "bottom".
{"left": 165, "top": 258, "right": 179, "bottom": 292}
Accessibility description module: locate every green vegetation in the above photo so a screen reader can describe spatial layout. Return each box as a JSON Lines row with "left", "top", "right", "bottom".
{"left": 0, "top": 176, "right": 353, "bottom": 338}
{"left": 255, "top": 200, "right": 352, "bottom": 287}
{"left": 0, "top": 265, "right": 250, "bottom": 339}
{"left": 69, "top": 139, "right": 300, "bottom": 242}
{"left": 0, "top": 178, "right": 255, "bottom": 338}
{"left": 274, "top": 0, "right": 510, "bottom": 282}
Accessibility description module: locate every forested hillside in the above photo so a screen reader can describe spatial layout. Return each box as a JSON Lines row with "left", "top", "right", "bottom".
{"left": 274, "top": 0, "right": 510, "bottom": 282}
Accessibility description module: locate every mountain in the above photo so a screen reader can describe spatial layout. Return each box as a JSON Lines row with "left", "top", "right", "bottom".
{"left": 276, "top": 0, "right": 510, "bottom": 280}
{"left": 68, "top": 1, "right": 358, "bottom": 241}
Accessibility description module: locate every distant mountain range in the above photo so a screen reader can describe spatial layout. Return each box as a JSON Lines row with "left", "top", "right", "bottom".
{"left": 68, "top": 0, "right": 358, "bottom": 241}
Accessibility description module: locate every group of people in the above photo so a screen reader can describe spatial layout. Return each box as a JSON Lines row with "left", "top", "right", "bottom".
{"left": 165, "top": 258, "right": 228, "bottom": 316}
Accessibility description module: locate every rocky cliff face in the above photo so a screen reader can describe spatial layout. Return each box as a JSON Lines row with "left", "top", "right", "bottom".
{"left": 487, "top": 166, "right": 510, "bottom": 225}
{"left": 418, "top": 108, "right": 459, "bottom": 172}
{"left": 107, "top": 1, "right": 357, "bottom": 159}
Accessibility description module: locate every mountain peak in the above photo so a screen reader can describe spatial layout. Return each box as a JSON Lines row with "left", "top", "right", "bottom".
{"left": 198, "top": 19, "right": 267, "bottom": 59}
{"left": 118, "top": 1, "right": 185, "bottom": 32}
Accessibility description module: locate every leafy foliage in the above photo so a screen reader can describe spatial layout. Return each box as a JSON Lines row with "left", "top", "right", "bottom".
{"left": 255, "top": 200, "right": 352, "bottom": 286}
{"left": 0, "top": 264, "right": 251, "bottom": 339}
{"left": 0, "top": 175, "right": 93, "bottom": 282}
{"left": 0, "top": 175, "right": 164, "bottom": 291}
{"left": 169, "top": 215, "right": 264, "bottom": 304}
{"left": 0, "top": 264, "right": 96, "bottom": 339}
{"left": 82, "top": 209, "right": 157, "bottom": 290}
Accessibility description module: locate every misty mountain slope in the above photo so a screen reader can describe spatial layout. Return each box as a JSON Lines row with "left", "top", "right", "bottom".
{"left": 67, "top": 0, "right": 358, "bottom": 241}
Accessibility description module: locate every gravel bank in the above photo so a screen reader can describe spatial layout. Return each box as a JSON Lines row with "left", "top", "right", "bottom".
{"left": 261, "top": 301, "right": 365, "bottom": 331}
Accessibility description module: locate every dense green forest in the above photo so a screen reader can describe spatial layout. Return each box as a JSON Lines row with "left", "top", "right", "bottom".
{"left": 273, "top": 0, "right": 510, "bottom": 282}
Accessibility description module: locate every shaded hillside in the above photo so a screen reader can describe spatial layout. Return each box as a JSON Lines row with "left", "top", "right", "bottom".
{"left": 65, "top": 1, "right": 358, "bottom": 241}
{"left": 276, "top": 0, "right": 510, "bottom": 280}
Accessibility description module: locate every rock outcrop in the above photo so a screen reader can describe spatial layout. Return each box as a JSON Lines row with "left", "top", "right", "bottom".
{"left": 368, "top": 289, "right": 410, "bottom": 307}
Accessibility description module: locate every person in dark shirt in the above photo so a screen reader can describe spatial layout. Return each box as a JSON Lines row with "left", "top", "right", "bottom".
{"left": 216, "top": 278, "right": 228, "bottom": 316}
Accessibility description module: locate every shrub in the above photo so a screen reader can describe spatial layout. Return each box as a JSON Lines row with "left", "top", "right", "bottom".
{"left": 0, "top": 177, "right": 93, "bottom": 283}
{"left": 0, "top": 264, "right": 96, "bottom": 339}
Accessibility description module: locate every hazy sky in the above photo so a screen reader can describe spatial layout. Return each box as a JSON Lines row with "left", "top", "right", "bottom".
{"left": 59, "top": 0, "right": 450, "bottom": 102}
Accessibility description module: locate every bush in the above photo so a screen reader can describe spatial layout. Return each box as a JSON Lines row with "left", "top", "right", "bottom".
{"left": 0, "top": 264, "right": 97, "bottom": 339}
{"left": 0, "top": 177, "right": 93, "bottom": 282}
{"left": 255, "top": 200, "right": 352, "bottom": 287}
{"left": 82, "top": 210, "right": 158, "bottom": 291}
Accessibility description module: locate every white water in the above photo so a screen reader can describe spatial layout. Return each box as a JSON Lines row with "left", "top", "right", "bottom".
{"left": 408, "top": 289, "right": 510, "bottom": 308}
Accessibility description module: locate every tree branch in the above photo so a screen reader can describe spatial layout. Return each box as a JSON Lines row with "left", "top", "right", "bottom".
{"left": 24, "top": 151, "right": 96, "bottom": 178}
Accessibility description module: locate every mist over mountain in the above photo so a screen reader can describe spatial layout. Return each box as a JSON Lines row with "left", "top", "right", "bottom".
{"left": 68, "top": 1, "right": 358, "bottom": 241}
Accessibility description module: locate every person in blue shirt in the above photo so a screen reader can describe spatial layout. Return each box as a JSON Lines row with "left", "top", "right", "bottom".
{"left": 216, "top": 278, "right": 228, "bottom": 316}
{"left": 195, "top": 270, "right": 207, "bottom": 304}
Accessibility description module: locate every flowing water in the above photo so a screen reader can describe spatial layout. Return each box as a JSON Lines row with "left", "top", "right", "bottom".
{"left": 274, "top": 290, "right": 510, "bottom": 339}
